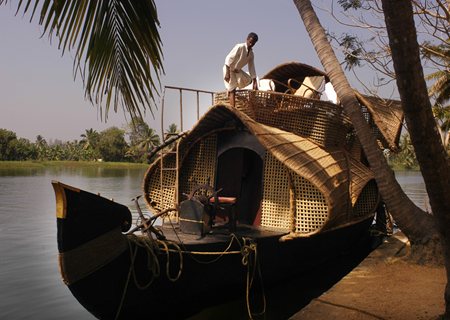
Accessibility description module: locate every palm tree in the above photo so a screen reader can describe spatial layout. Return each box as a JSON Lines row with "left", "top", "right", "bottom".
{"left": 292, "top": 0, "right": 436, "bottom": 244}
{"left": 35, "top": 135, "right": 47, "bottom": 160}
{"left": 425, "top": 43, "right": 450, "bottom": 149}
{"left": 1, "top": 0, "right": 164, "bottom": 121}
{"left": 80, "top": 128, "right": 99, "bottom": 150}
{"left": 380, "top": 1, "right": 450, "bottom": 316}
{"left": 80, "top": 128, "right": 100, "bottom": 160}
{"left": 127, "top": 118, "right": 160, "bottom": 162}
{"left": 432, "top": 104, "right": 450, "bottom": 149}
{"left": 294, "top": 0, "right": 449, "bottom": 316}
{"left": 164, "top": 123, "right": 179, "bottom": 140}
{"left": 137, "top": 127, "right": 160, "bottom": 154}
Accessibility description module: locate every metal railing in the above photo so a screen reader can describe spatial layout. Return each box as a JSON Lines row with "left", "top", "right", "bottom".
{"left": 161, "top": 86, "right": 215, "bottom": 141}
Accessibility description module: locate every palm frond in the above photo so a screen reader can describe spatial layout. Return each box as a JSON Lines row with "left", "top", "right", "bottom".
{"left": 4, "top": 0, "right": 164, "bottom": 120}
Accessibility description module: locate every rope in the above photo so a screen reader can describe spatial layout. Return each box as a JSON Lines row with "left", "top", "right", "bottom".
{"left": 114, "top": 235, "right": 163, "bottom": 319}
{"left": 129, "top": 235, "right": 161, "bottom": 290}
{"left": 165, "top": 216, "right": 242, "bottom": 264}
{"left": 157, "top": 239, "right": 183, "bottom": 282}
{"left": 117, "top": 215, "right": 267, "bottom": 319}
{"left": 114, "top": 235, "right": 154, "bottom": 319}
{"left": 239, "top": 238, "right": 267, "bottom": 320}
{"left": 161, "top": 248, "right": 241, "bottom": 255}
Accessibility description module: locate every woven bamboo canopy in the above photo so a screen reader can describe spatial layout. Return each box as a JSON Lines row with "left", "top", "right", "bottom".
{"left": 143, "top": 103, "right": 376, "bottom": 231}
{"left": 262, "top": 61, "right": 404, "bottom": 150}
{"left": 142, "top": 61, "right": 402, "bottom": 235}
{"left": 262, "top": 61, "right": 329, "bottom": 82}
{"left": 355, "top": 91, "right": 404, "bottom": 150}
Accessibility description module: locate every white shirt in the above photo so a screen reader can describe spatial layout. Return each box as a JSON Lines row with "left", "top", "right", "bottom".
{"left": 224, "top": 42, "right": 256, "bottom": 79}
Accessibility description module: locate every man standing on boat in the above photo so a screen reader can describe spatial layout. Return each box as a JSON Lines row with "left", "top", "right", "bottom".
{"left": 223, "top": 32, "right": 259, "bottom": 107}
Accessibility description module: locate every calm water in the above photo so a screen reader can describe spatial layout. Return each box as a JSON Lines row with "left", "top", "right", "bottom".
{"left": 0, "top": 167, "right": 429, "bottom": 319}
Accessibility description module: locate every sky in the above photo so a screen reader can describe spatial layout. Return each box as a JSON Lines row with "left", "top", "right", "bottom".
{"left": 0, "top": 1, "right": 386, "bottom": 142}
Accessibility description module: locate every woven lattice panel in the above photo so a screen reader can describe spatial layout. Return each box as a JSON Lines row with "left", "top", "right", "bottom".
{"left": 142, "top": 153, "right": 177, "bottom": 212}
{"left": 293, "top": 174, "right": 329, "bottom": 234}
{"left": 355, "top": 92, "right": 404, "bottom": 151}
{"left": 261, "top": 153, "right": 292, "bottom": 231}
{"left": 241, "top": 116, "right": 349, "bottom": 213}
{"left": 352, "top": 179, "right": 379, "bottom": 217}
{"left": 348, "top": 156, "right": 374, "bottom": 205}
{"left": 254, "top": 91, "right": 349, "bottom": 148}
{"left": 159, "top": 154, "right": 177, "bottom": 210}
{"left": 358, "top": 104, "right": 387, "bottom": 147}
{"left": 215, "top": 90, "right": 350, "bottom": 148}
{"left": 214, "top": 91, "right": 255, "bottom": 117}
{"left": 144, "top": 161, "right": 162, "bottom": 211}
{"left": 346, "top": 132, "right": 363, "bottom": 160}
{"left": 179, "top": 134, "right": 217, "bottom": 199}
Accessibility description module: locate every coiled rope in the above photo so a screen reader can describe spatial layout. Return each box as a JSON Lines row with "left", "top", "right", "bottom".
{"left": 116, "top": 227, "right": 266, "bottom": 319}
{"left": 114, "top": 235, "right": 182, "bottom": 319}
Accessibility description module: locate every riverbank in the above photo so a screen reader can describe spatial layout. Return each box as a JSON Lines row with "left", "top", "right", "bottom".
{"left": 0, "top": 160, "right": 149, "bottom": 170}
{"left": 291, "top": 232, "right": 447, "bottom": 320}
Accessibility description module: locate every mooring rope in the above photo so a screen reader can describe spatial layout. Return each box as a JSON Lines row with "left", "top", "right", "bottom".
{"left": 239, "top": 237, "right": 267, "bottom": 320}
{"left": 157, "top": 239, "right": 183, "bottom": 282}
{"left": 116, "top": 225, "right": 266, "bottom": 319}
{"left": 114, "top": 234, "right": 163, "bottom": 320}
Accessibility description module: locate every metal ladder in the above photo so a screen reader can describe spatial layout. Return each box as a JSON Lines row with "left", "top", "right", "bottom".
{"left": 157, "top": 86, "right": 215, "bottom": 222}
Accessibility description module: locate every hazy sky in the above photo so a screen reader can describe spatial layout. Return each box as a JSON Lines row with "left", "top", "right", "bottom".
{"left": 0, "top": 1, "right": 381, "bottom": 142}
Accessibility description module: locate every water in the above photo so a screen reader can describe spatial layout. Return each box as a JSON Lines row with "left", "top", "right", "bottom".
{"left": 0, "top": 167, "right": 429, "bottom": 319}
{"left": 394, "top": 170, "right": 430, "bottom": 212}
{"left": 0, "top": 166, "right": 148, "bottom": 320}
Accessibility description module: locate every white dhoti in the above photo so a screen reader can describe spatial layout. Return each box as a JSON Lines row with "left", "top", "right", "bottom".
{"left": 223, "top": 65, "right": 252, "bottom": 92}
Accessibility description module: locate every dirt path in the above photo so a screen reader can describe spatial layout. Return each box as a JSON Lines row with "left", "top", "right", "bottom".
{"left": 291, "top": 233, "right": 447, "bottom": 320}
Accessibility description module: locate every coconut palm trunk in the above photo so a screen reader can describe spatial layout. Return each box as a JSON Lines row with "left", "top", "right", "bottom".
{"left": 292, "top": 0, "right": 436, "bottom": 244}
{"left": 380, "top": 0, "right": 450, "bottom": 316}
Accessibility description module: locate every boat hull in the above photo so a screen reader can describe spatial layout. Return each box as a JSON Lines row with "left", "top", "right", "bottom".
{"left": 53, "top": 181, "right": 374, "bottom": 319}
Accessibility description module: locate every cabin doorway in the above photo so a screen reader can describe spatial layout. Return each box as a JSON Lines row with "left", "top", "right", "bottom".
{"left": 215, "top": 147, "right": 263, "bottom": 225}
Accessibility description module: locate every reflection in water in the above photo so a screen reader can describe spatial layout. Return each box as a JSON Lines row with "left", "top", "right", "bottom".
{"left": 394, "top": 170, "right": 430, "bottom": 212}
{"left": 0, "top": 167, "right": 430, "bottom": 319}
{"left": 0, "top": 166, "right": 148, "bottom": 320}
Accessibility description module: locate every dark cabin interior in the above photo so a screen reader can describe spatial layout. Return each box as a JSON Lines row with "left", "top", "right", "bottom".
{"left": 215, "top": 131, "right": 264, "bottom": 226}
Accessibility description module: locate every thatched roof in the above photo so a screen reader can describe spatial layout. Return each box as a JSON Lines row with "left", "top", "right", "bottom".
{"left": 355, "top": 91, "right": 404, "bottom": 150}
{"left": 261, "top": 61, "right": 329, "bottom": 93}
{"left": 261, "top": 61, "right": 404, "bottom": 150}
{"left": 177, "top": 104, "right": 374, "bottom": 220}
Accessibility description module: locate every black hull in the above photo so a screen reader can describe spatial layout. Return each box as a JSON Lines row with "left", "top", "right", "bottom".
{"left": 53, "top": 181, "right": 374, "bottom": 319}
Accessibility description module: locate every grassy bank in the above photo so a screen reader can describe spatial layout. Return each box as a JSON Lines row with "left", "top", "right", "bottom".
{"left": 0, "top": 160, "right": 149, "bottom": 170}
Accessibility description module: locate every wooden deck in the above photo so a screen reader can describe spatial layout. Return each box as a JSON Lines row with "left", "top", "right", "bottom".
{"left": 159, "top": 223, "right": 288, "bottom": 245}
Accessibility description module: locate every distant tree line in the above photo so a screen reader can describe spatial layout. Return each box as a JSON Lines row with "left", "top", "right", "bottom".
{"left": 0, "top": 119, "right": 179, "bottom": 163}
{"left": 2, "top": 120, "right": 444, "bottom": 169}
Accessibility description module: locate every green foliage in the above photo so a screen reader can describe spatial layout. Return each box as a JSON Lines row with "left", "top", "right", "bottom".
{"left": 96, "top": 127, "right": 128, "bottom": 162}
{"left": 0, "top": 123, "right": 162, "bottom": 163}
{"left": 165, "top": 123, "right": 179, "bottom": 139}
{"left": 80, "top": 128, "right": 101, "bottom": 160}
{"left": 8, "top": 138, "right": 36, "bottom": 160}
{"left": 338, "top": 0, "right": 363, "bottom": 11}
{"left": 126, "top": 118, "right": 160, "bottom": 163}
{"left": 0, "top": 129, "right": 18, "bottom": 160}
{"left": 424, "top": 42, "right": 450, "bottom": 106}
{"left": 332, "top": 1, "right": 447, "bottom": 90}
{"left": 0, "top": 129, "right": 37, "bottom": 161}
{"left": 340, "top": 34, "right": 363, "bottom": 70}
{"left": 2, "top": 0, "right": 164, "bottom": 120}
{"left": 389, "top": 134, "right": 419, "bottom": 170}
